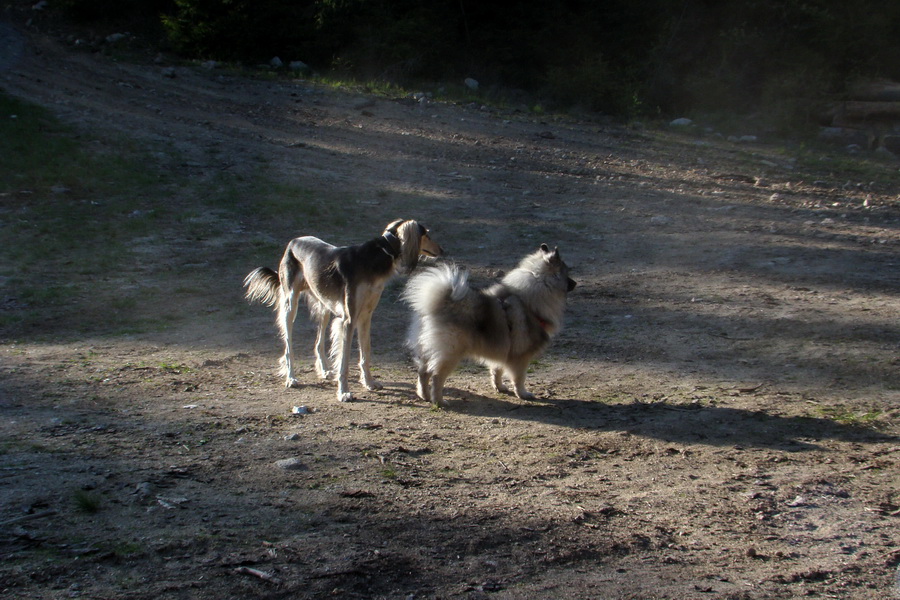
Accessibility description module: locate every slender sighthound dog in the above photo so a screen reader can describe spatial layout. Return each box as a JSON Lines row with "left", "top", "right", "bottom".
{"left": 244, "top": 219, "right": 443, "bottom": 402}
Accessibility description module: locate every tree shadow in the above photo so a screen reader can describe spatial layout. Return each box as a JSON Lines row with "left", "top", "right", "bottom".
{"left": 439, "top": 390, "right": 896, "bottom": 451}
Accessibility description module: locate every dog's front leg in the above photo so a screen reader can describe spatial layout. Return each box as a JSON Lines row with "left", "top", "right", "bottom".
{"left": 355, "top": 315, "right": 383, "bottom": 391}
{"left": 334, "top": 317, "right": 355, "bottom": 402}
{"left": 509, "top": 362, "right": 535, "bottom": 400}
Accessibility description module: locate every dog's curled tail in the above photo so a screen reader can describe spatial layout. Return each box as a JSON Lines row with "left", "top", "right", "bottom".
{"left": 243, "top": 267, "right": 281, "bottom": 307}
{"left": 403, "top": 263, "right": 469, "bottom": 315}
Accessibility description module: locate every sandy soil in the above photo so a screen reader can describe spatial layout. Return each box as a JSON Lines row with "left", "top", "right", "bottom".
{"left": 2, "top": 17, "right": 899, "bottom": 600}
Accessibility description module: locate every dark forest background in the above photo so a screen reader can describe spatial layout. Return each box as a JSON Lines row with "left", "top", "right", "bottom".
{"left": 49, "top": 0, "right": 900, "bottom": 127}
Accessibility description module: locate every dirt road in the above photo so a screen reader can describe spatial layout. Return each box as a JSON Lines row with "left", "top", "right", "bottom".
{"left": 2, "top": 20, "right": 899, "bottom": 600}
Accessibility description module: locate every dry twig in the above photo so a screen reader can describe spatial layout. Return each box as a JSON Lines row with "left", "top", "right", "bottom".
{"left": 233, "top": 566, "right": 282, "bottom": 585}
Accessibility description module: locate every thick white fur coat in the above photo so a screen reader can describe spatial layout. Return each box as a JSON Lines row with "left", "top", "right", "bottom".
{"left": 403, "top": 244, "right": 575, "bottom": 407}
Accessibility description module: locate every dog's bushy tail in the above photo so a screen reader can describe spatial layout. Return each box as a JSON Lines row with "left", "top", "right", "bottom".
{"left": 402, "top": 263, "right": 469, "bottom": 316}
{"left": 243, "top": 267, "right": 281, "bottom": 307}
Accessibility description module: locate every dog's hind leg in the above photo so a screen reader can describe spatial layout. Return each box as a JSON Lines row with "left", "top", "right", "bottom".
{"left": 330, "top": 316, "right": 356, "bottom": 402}
{"left": 429, "top": 361, "right": 457, "bottom": 409}
{"left": 490, "top": 366, "right": 510, "bottom": 394}
{"left": 355, "top": 313, "right": 383, "bottom": 391}
{"left": 415, "top": 362, "right": 431, "bottom": 402}
{"left": 277, "top": 294, "right": 302, "bottom": 388}
{"left": 406, "top": 320, "right": 430, "bottom": 401}
{"left": 277, "top": 252, "right": 306, "bottom": 388}
{"left": 508, "top": 360, "right": 535, "bottom": 400}
{"left": 313, "top": 312, "right": 334, "bottom": 380}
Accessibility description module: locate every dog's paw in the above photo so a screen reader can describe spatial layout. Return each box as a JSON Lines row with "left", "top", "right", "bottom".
{"left": 516, "top": 390, "right": 536, "bottom": 401}
{"left": 317, "top": 369, "right": 335, "bottom": 381}
{"left": 285, "top": 377, "right": 302, "bottom": 389}
{"left": 338, "top": 392, "right": 354, "bottom": 402}
{"left": 364, "top": 380, "right": 383, "bottom": 391}
{"left": 493, "top": 383, "right": 510, "bottom": 394}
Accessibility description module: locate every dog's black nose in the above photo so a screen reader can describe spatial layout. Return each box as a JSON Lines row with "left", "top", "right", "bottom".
{"left": 567, "top": 278, "right": 577, "bottom": 292}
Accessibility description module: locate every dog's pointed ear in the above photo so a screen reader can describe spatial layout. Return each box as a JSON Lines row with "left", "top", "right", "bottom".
{"left": 540, "top": 243, "right": 560, "bottom": 263}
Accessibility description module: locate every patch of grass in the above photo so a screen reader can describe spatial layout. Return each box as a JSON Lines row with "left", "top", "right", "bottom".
{"left": 1, "top": 96, "right": 80, "bottom": 191}
{"left": 0, "top": 93, "right": 183, "bottom": 336}
{"left": 299, "top": 73, "right": 532, "bottom": 118}
{"left": 794, "top": 150, "right": 900, "bottom": 185}
{"left": 110, "top": 297, "right": 139, "bottom": 311}
{"left": 816, "top": 406, "right": 883, "bottom": 427}
{"left": 72, "top": 489, "right": 103, "bottom": 514}
{"left": 0, "top": 91, "right": 375, "bottom": 341}
{"left": 0, "top": 312, "right": 23, "bottom": 329}
{"left": 244, "top": 181, "right": 325, "bottom": 220}
{"left": 108, "top": 541, "right": 145, "bottom": 559}
{"left": 0, "top": 94, "right": 236, "bottom": 336}
{"left": 527, "top": 359, "right": 549, "bottom": 374}
{"left": 158, "top": 362, "right": 194, "bottom": 374}
{"left": 0, "top": 435, "right": 59, "bottom": 455}
{"left": 1, "top": 98, "right": 170, "bottom": 257}
{"left": 313, "top": 75, "right": 409, "bottom": 99}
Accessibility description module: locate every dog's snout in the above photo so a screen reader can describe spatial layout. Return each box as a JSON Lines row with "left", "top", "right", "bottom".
{"left": 422, "top": 233, "right": 444, "bottom": 257}
{"left": 567, "top": 278, "right": 577, "bottom": 292}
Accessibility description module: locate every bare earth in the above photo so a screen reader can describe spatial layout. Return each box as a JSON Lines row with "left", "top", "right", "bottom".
{"left": 2, "top": 22, "right": 899, "bottom": 600}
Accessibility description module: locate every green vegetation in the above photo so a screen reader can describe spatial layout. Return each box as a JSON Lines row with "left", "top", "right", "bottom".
{"left": 52, "top": 0, "right": 900, "bottom": 123}
{"left": 816, "top": 406, "right": 883, "bottom": 428}
{"left": 158, "top": 362, "right": 194, "bottom": 374}
{"left": 72, "top": 489, "right": 103, "bottom": 513}
{"left": 0, "top": 92, "right": 324, "bottom": 339}
{"left": 0, "top": 93, "right": 177, "bottom": 335}
{"left": 106, "top": 541, "right": 146, "bottom": 559}
{"left": 0, "top": 94, "right": 166, "bottom": 269}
